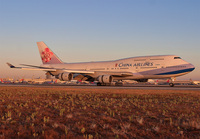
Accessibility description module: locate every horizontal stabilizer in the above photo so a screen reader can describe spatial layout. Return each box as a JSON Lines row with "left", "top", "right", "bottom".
{"left": 7, "top": 63, "right": 16, "bottom": 68}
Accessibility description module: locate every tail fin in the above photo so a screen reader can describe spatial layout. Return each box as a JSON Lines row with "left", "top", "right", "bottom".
{"left": 37, "top": 41, "right": 63, "bottom": 64}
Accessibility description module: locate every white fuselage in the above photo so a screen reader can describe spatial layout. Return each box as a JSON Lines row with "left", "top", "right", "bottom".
{"left": 43, "top": 55, "right": 195, "bottom": 81}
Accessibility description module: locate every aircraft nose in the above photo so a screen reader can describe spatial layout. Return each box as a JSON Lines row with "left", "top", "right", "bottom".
{"left": 190, "top": 63, "right": 195, "bottom": 71}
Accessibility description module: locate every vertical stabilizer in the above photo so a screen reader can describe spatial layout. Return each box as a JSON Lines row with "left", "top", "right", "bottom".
{"left": 37, "top": 42, "right": 63, "bottom": 64}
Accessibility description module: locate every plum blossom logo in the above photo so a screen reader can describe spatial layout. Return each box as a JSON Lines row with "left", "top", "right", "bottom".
{"left": 41, "top": 48, "right": 53, "bottom": 63}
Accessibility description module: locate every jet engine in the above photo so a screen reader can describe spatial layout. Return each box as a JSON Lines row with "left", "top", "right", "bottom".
{"left": 97, "top": 75, "right": 113, "bottom": 84}
{"left": 57, "top": 72, "right": 73, "bottom": 81}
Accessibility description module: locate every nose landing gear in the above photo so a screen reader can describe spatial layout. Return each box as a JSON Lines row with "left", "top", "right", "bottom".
{"left": 169, "top": 77, "right": 175, "bottom": 87}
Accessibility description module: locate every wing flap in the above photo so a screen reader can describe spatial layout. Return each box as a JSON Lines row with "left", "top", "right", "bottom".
{"left": 110, "top": 72, "right": 133, "bottom": 76}
{"left": 63, "top": 70, "right": 94, "bottom": 74}
{"left": 20, "top": 68, "right": 56, "bottom": 71}
{"left": 92, "top": 71, "right": 133, "bottom": 77}
{"left": 20, "top": 64, "right": 53, "bottom": 69}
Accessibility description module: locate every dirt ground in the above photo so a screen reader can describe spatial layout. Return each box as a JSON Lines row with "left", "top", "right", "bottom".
{"left": 0, "top": 86, "right": 200, "bottom": 138}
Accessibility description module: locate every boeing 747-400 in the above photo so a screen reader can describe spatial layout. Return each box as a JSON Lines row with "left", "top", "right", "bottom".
{"left": 7, "top": 42, "right": 195, "bottom": 87}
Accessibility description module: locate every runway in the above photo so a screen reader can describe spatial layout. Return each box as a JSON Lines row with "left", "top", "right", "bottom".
{"left": 1, "top": 83, "right": 200, "bottom": 91}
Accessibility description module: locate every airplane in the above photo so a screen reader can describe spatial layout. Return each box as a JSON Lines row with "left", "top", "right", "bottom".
{"left": 7, "top": 41, "right": 195, "bottom": 87}
{"left": 0, "top": 79, "right": 12, "bottom": 84}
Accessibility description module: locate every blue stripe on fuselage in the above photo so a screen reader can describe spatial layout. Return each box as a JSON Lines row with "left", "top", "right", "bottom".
{"left": 155, "top": 68, "right": 195, "bottom": 75}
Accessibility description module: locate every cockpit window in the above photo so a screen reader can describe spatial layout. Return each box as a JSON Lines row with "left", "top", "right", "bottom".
{"left": 174, "top": 57, "right": 181, "bottom": 59}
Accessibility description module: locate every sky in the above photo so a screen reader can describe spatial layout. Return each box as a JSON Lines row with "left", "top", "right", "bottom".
{"left": 0, "top": 0, "right": 200, "bottom": 80}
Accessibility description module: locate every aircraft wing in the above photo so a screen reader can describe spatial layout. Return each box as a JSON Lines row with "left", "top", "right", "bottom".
{"left": 20, "top": 64, "right": 53, "bottom": 69}
{"left": 62, "top": 70, "right": 94, "bottom": 74}
{"left": 97, "top": 71, "right": 133, "bottom": 77}
{"left": 7, "top": 63, "right": 132, "bottom": 76}
{"left": 116, "top": 72, "right": 133, "bottom": 76}
{"left": 20, "top": 64, "right": 95, "bottom": 74}
{"left": 7, "top": 63, "right": 94, "bottom": 74}
{"left": 7, "top": 63, "right": 57, "bottom": 71}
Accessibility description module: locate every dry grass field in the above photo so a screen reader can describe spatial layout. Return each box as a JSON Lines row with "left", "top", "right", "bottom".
{"left": 0, "top": 86, "right": 200, "bottom": 138}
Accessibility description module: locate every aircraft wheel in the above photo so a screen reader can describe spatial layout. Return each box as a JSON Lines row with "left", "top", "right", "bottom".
{"left": 97, "top": 82, "right": 102, "bottom": 86}
{"left": 115, "top": 82, "right": 123, "bottom": 86}
{"left": 169, "top": 83, "right": 174, "bottom": 87}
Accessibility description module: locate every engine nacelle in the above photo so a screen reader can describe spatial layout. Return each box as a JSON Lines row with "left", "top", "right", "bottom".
{"left": 57, "top": 72, "right": 73, "bottom": 81}
{"left": 97, "top": 75, "right": 113, "bottom": 84}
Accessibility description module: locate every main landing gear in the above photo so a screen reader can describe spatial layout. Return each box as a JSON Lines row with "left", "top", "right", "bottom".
{"left": 97, "top": 82, "right": 111, "bottom": 86}
{"left": 97, "top": 81, "right": 124, "bottom": 86}
{"left": 115, "top": 81, "right": 124, "bottom": 86}
{"left": 169, "top": 83, "right": 174, "bottom": 87}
